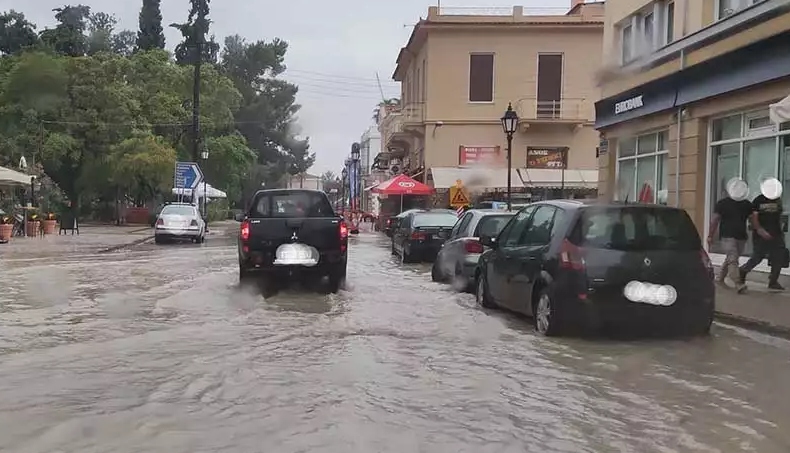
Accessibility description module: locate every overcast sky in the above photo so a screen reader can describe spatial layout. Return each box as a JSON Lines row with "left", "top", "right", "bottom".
{"left": 4, "top": 0, "right": 573, "bottom": 174}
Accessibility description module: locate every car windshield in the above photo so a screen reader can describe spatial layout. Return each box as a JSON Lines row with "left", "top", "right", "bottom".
{"left": 161, "top": 205, "right": 195, "bottom": 216}
{"left": 252, "top": 191, "right": 335, "bottom": 218}
{"left": 413, "top": 213, "right": 459, "bottom": 227}
{"left": 573, "top": 206, "right": 701, "bottom": 251}
{"left": 475, "top": 214, "right": 514, "bottom": 237}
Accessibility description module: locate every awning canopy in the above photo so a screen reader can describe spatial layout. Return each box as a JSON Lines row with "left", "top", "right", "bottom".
{"left": 519, "top": 169, "right": 598, "bottom": 189}
{"left": 770, "top": 94, "right": 790, "bottom": 125}
{"left": 0, "top": 166, "right": 31, "bottom": 186}
{"left": 172, "top": 183, "right": 227, "bottom": 199}
{"left": 428, "top": 167, "right": 523, "bottom": 189}
{"left": 372, "top": 174, "right": 434, "bottom": 195}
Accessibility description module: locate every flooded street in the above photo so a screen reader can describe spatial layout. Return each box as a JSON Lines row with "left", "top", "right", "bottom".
{"left": 1, "top": 233, "right": 790, "bottom": 453}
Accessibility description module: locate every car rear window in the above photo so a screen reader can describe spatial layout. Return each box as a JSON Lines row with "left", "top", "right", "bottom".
{"left": 571, "top": 207, "right": 701, "bottom": 251}
{"left": 474, "top": 214, "right": 514, "bottom": 237}
{"left": 413, "top": 213, "right": 459, "bottom": 227}
{"left": 251, "top": 192, "right": 335, "bottom": 218}
{"left": 161, "top": 205, "right": 196, "bottom": 216}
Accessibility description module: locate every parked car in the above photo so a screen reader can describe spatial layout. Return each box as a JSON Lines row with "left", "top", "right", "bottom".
{"left": 474, "top": 200, "right": 714, "bottom": 337}
{"left": 391, "top": 210, "right": 460, "bottom": 263}
{"left": 236, "top": 189, "right": 348, "bottom": 293}
{"left": 385, "top": 208, "right": 455, "bottom": 238}
{"left": 154, "top": 203, "right": 206, "bottom": 244}
{"left": 431, "top": 209, "right": 515, "bottom": 291}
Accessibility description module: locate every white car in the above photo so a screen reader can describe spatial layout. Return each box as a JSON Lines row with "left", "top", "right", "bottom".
{"left": 154, "top": 203, "right": 206, "bottom": 244}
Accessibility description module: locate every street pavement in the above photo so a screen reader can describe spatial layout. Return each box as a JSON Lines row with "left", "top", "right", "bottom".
{"left": 1, "top": 231, "right": 790, "bottom": 452}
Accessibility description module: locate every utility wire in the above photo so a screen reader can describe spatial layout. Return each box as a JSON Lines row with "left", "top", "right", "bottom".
{"left": 284, "top": 68, "right": 397, "bottom": 83}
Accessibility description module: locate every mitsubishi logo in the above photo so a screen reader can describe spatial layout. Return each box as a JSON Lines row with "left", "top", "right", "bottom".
{"left": 644, "top": 257, "right": 651, "bottom": 266}
{"left": 290, "top": 231, "right": 298, "bottom": 242}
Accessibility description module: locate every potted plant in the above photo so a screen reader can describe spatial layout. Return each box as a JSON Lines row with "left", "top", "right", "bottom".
{"left": 26, "top": 212, "right": 40, "bottom": 237}
{"left": 0, "top": 215, "right": 13, "bottom": 241}
{"left": 42, "top": 212, "right": 58, "bottom": 235}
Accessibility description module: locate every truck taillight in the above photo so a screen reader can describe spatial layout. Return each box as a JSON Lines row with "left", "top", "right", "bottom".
{"left": 464, "top": 240, "right": 484, "bottom": 254}
{"left": 339, "top": 222, "right": 348, "bottom": 238}
{"left": 410, "top": 231, "right": 426, "bottom": 240}
{"left": 559, "top": 239, "right": 585, "bottom": 271}
{"left": 240, "top": 220, "right": 250, "bottom": 241}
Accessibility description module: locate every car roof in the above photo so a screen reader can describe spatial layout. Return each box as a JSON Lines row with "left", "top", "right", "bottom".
{"left": 466, "top": 209, "right": 515, "bottom": 215}
{"left": 254, "top": 188, "right": 326, "bottom": 196}
{"left": 396, "top": 208, "right": 454, "bottom": 217}
{"left": 525, "top": 199, "right": 685, "bottom": 212}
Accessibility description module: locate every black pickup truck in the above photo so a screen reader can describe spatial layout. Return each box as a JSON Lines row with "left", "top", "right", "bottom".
{"left": 236, "top": 189, "right": 348, "bottom": 292}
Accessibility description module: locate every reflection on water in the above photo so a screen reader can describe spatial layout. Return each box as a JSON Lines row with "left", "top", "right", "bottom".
{"left": 0, "top": 234, "right": 789, "bottom": 452}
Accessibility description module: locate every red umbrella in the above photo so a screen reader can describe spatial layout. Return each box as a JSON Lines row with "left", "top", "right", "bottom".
{"left": 372, "top": 174, "right": 434, "bottom": 196}
{"left": 638, "top": 182, "right": 653, "bottom": 203}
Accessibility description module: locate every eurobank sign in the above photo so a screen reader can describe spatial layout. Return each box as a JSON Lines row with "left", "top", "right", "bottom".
{"left": 614, "top": 95, "right": 644, "bottom": 114}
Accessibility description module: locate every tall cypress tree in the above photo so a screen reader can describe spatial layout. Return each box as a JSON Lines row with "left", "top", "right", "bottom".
{"left": 136, "top": 0, "right": 165, "bottom": 50}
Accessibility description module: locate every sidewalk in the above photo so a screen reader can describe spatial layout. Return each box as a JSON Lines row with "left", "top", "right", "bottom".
{"left": 713, "top": 262, "right": 790, "bottom": 337}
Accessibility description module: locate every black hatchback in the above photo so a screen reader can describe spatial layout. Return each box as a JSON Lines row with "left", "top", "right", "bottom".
{"left": 392, "top": 210, "right": 460, "bottom": 263}
{"left": 474, "top": 200, "right": 715, "bottom": 337}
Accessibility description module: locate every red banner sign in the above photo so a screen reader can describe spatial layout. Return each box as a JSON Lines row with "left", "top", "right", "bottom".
{"left": 458, "top": 146, "right": 501, "bottom": 165}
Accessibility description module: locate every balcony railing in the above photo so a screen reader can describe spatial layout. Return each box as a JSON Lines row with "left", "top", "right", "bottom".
{"left": 515, "top": 98, "right": 593, "bottom": 122}
{"left": 401, "top": 103, "right": 425, "bottom": 125}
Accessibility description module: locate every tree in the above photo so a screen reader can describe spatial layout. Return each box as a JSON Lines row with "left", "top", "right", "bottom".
{"left": 39, "top": 5, "right": 91, "bottom": 57}
{"left": 0, "top": 11, "right": 39, "bottom": 55}
{"left": 171, "top": 0, "right": 219, "bottom": 65}
{"left": 85, "top": 11, "right": 116, "bottom": 54}
{"left": 110, "top": 132, "right": 176, "bottom": 203}
{"left": 137, "top": 0, "right": 165, "bottom": 51}
{"left": 111, "top": 30, "right": 136, "bottom": 56}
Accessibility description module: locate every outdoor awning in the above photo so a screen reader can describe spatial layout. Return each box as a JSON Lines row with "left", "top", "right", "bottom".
{"left": 428, "top": 167, "right": 523, "bottom": 189}
{"left": 519, "top": 168, "right": 598, "bottom": 189}
{"left": 172, "top": 183, "right": 227, "bottom": 199}
{"left": 770, "top": 94, "right": 790, "bottom": 125}
{"left": 0, "top": 166, "right": 31, "bottom": 186}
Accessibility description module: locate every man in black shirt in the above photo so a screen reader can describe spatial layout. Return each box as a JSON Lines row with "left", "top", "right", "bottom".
{"left": 708, "top": 195, "right": 752, "bottom": 292}
{"left": 740, "top": 193, "right": 785, "bottom": 290}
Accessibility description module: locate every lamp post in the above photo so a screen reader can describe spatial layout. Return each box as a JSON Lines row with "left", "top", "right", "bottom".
{"left": 351, "top": 143, "right": 360, "bottom": 211}
{"left": 500, "top": 102, "right": 519, "bottom": 211}
{"left": 341, "top": 166, "right": 348, "bottom": 216}
{"left": 200, "top": 147, "right": 208, "bottom": 229}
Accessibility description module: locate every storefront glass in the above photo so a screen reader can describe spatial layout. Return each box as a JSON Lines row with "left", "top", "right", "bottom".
{"left": 616, "top": 131, "right": 669, "bottom": 203}
{"left": 709, "top": 109, "right": 790, "bottom": 254}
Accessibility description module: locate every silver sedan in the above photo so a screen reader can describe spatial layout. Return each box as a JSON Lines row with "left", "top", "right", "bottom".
{"left": 154, "top": 203, "right": 206, "bottom": 244}
{"left": 431, "top": 209, "right": 514, "bottom": 291}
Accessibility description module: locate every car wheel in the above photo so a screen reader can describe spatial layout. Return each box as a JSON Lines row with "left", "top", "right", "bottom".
{"left": 431, "top": 261, "right": 443, "bottom": 282}
{"left": 391, "top": 240, "right": 396, "bottom": 255}
{"left": 154, "top": 236, "right": 163, "bottom": 244}
{"left": 534, "top": 286, "right": 563, "bottom": 337}
{"left": 327, "top": 262, "right": 347, "bottom": 293}
{"left": 475, "top": 272, "right": 496, "bottom": 309}
{"left": 239, "top": 266, "right": 252, "bottom": 282}
{"left": 689, "top": 307, "right": 713, "bottom": 336}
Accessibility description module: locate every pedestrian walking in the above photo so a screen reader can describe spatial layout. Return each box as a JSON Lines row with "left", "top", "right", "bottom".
{"left": 707, "top": 178, "right": 751, "bottom": 292}
{"left": 740, "top": 178, "right": 786, "bottom": 291}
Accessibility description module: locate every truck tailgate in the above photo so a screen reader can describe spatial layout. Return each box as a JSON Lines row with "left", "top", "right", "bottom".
{"left": 248, "top": 217, "right": 342, "bottom": 253}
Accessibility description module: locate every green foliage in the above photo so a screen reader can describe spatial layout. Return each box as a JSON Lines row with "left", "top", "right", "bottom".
{"left": 0, "top": 1, "right": 314, "bottom": 219}
{"left": 137, "top": 0, "right": 165, "bottom": 51}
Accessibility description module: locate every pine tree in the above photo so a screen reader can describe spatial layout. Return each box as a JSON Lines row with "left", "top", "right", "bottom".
{"left": 136, "top": 0, "right": 165, "bottom": 51}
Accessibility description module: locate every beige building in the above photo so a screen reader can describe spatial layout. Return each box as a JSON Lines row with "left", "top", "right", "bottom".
{"left": 378, "top": 1, "right": 604, "bottom": 202}
{"left": 594, "top": 0, "right": 790, "bottom": 258}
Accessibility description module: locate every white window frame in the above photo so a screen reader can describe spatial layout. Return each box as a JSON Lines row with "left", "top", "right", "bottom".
{"left": 715, "top": 0, "right": 765, "bottom": 20}
{"left": 620, "top": 23, "right": 634, "bottom": 64}
{"left": 615, "top": 130, "right": 670, "bottom": 203}
{"left": 704, "top": 108, "right": 790, "bottom": 252}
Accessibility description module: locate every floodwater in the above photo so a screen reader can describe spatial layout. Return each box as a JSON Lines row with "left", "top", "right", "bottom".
{"left": 1, "top": 233, "right": 790, "bottom": 452}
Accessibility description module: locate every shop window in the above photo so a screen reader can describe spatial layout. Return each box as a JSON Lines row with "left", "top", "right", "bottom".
{"left": 716, "top": 0, "right": 767, "bottom": 20}
{"left": 708, "top": 109, "right": 790, "bottom": 255}
{"left": 616, "top": 131, "right": 669, "bottom": 204}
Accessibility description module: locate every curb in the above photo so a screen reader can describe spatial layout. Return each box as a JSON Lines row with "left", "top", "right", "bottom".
{"left": 96, "top": 235, "right": 155, "bottom": 253}
{"left": 714, "top": 311, "right": 790, "bottom": 340}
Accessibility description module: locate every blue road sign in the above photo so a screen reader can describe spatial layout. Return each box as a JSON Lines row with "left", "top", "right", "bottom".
{"left": 174, "top": 161, "right": 204, "bottom": 190}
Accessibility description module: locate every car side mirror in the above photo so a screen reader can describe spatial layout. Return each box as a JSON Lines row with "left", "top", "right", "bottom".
{"left": 234, "top": 212, "right": 245, "bottom": 222}
{"left": 480, "top": 234, "right": 497, "bottom": 248}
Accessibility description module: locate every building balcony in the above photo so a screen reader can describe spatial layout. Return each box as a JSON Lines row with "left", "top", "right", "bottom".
{"left": 381, "top": 103, "right": 425, "bottom": 156}
{"left": 515, "top": 97, "right": 593, "bottom": 129}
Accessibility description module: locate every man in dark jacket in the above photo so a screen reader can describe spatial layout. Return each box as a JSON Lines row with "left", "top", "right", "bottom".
{"left": 740, "top": 181, "right": 785, "bottom": 291}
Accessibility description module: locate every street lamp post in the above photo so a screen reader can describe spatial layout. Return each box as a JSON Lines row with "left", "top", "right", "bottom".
{"left": 350, "top": 143, "right": 361, "bottom": 234}
{"left": 341, "top": 166, "right": 348, "bottom": 216}
{"left": 500, "top": 103, "right": 519, "bottom": 211}
{"left": 200, "top": 147, "right": 209, "bottom": 229}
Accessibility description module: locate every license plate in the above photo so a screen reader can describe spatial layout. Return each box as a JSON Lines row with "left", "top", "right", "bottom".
{"left": 274, "top": 244, "right": 318, "bottom": 266}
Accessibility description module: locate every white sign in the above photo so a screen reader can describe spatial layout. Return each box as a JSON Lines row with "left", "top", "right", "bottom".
{"left": 398, "top": 181, "right": 415, "bottom": 188}
{"left": 615, "top": 95, "right": 644, "bottom": 115}
{"left": 623, "top": 281, "right": 677, "bottom": 306}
